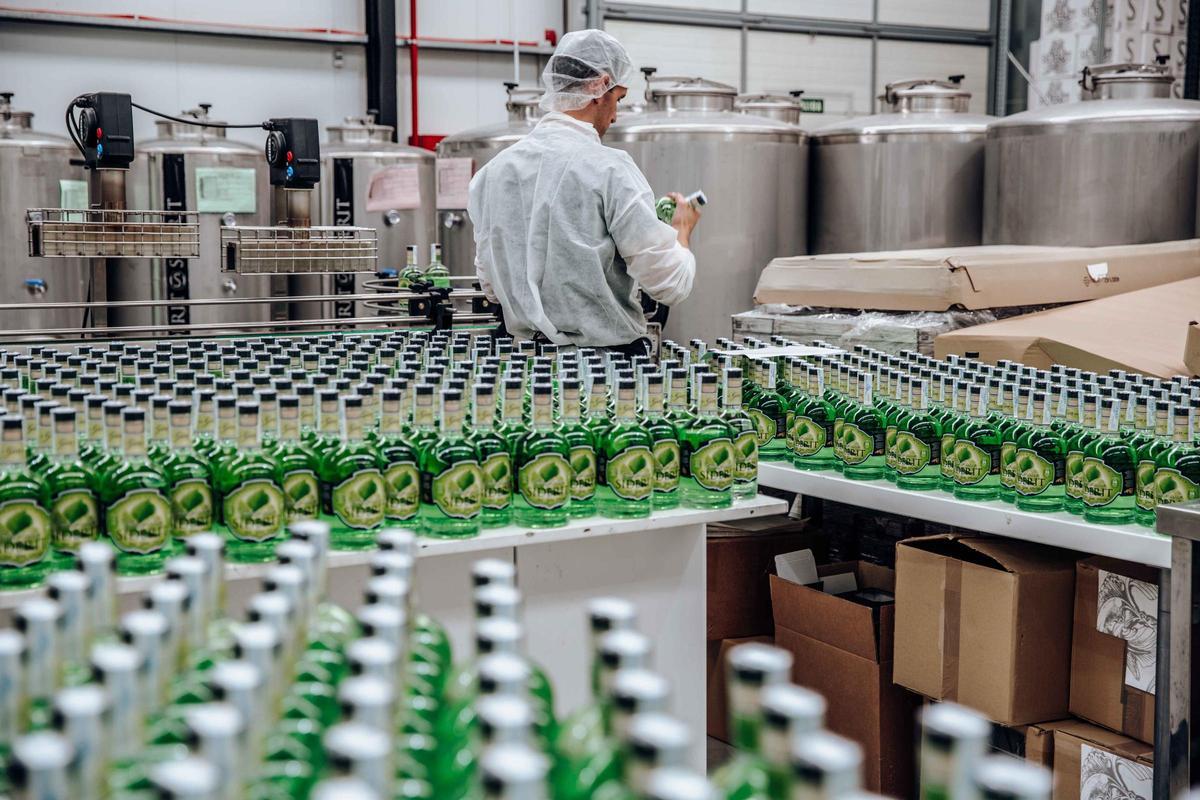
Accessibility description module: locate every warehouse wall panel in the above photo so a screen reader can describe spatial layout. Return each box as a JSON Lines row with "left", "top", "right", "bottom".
{"left": 606, "top": 0, "right": 742, "bottom": 10}
{"left": 403, "top": 0, "right": 564, "bottom": 43}
{"left": 0, "top": 0, "right": 363, "bottom": 32}
{"left": 747, "top": 0, "right": 874, "bottom": 22}
{"left": 877, "top": 0, "right": 993, "bottom": 31}
{"left": 605, "top": 20, "right": 743, "bottom": 97}
{"left": 414, "top": 50, "right": 544, "bottom": 137}
{"left": 875, "top": 40, "right": 992, "bottom": 114}
{"left": 745, "top": 30, "right": 874, "bottom": 115}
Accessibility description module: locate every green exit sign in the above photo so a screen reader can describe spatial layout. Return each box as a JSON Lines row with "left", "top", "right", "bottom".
{"left": 800, "top": 97, "right": 825, "bottom": 114}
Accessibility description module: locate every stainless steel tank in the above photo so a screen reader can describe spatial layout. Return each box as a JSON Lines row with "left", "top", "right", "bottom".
{"left": 290, "top": 116, "right": 436, "bottom": 320}
{"left": 436, "top": 85, "right": 545, "bottom": 277}
{"left": 736, "top": 92, "right": 804, "bottom": 125}
{"left": 985, "top": 61, "right": 1200, "bottom": 246}
{"left": 606, "top": 78, "right": 807, "bottom": 344}
{"left": 0, "top": 92, "right": 90, "bottom": 334}
{"left": 114, "top": 105, "right": 273, "bottom": 331}
{"left": 809, "top": 78, "right": 991, "bottom": 254}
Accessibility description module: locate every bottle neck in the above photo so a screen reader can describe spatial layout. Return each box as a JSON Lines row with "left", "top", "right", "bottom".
{"left": 531, "top": 395, "right": 553, "bottom": 429}
{"left": 0, "top": 433, "right": 25, "bottom": 467}
{"left": 501, "top": 392, "right": 523, "bottom": 424}
{"left": 168, "top": 419, "right": 192, "bottom": 452}
{"left": 236, "top": 418, "right": 260, "bottom": 452}
{"left": 279, "top": 410, "right": 302, "bottom": 443}
{"left": 380, "top": 401, "right": 404, "bottom": 436}
{"left": 343, "top": 410, "right": 366, "bottom": 443}
{"left": 318, "top": 402, "right": 339, "bottom": 435}
{"left": 414, "top": 398, "right": 436, "bottom": 430}
{"left": 724, "top": 379, "right": 743, "bottom": 411}
{"left": 615, "top": 389, "right": 637, "bottom": 422}
{"left": 125, "top": 426, "right": 149, "bottom": 459}
{"left": 442, "top": 402, "right": 464, "bottom": 435}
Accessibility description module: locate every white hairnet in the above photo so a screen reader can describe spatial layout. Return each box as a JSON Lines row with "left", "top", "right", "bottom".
{"left": 540, "top": 29, "right": 636, "bottom": 113}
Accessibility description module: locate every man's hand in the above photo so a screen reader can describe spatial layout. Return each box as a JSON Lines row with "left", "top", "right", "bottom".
{"left": 668, "top": 191, "right": 701, "bottom": 248}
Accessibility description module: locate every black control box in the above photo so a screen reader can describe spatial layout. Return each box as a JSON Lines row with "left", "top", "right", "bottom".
{"left": 77, "top": 92, "right": 135, "bottom": 170}
{"left": 264, "top": 118, "right": 321, "bottom": 189}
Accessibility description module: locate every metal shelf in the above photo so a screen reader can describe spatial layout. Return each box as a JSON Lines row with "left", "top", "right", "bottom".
{"left": 0, "top": 495, "right": 787, "bottom": 613}
{"left": 758, "top": 462, "right": 1170, "bottom": 568}
{"left": 220, "top": 226, "right": 379, "bottom": 274}
{"left": 27, "top": 208, "right": 200, "bottom": 259}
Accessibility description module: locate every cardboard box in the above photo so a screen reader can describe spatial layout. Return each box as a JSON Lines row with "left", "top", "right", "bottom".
{"left": 706, "top": 636, "right": 772, "bottom": 744}
{"left": 935, "top": 277, "right": 1200, "bottom": 378}
{"left": 731, "top": 308, "right": 992, "bottom": 356}
{"left": 753, "top": 240, "right": 1200, "bottom": 312}
{"left": 1052, "top": 720, "right": 1153, "bottom": 799}
{"left": 1025, "top": 719, "right": 1079, "bottom": 770}
{"left": 706, "top": 516, "right": 819, "bottom": 641}
{"left": 770, "top": 561, "right": 919, "bottom": 796}
{"left": 893, "top": 534, "right": 1077, "bottom": 725}
{"left": 1185, "top": 319, "right": 1200, "bottom": 375}
{"left": 1070, "top": 557, "right": 1159, "bottom": 744}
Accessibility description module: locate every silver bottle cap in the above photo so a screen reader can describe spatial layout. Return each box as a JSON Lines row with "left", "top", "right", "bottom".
{"left": 375, "top": 528, "right": 415, "bottom": 558}
{"left": 231, "top": 623, "right": 281, "bottom": 705}
{"left": 184, "top": 533, "right": 226, "bottom": 619}
{"left": 355, "top": 604, "right": 406, "bottom": 651}
{"left": 90, "top": 642, "right": 143, "bottom": 760}
{"left": 52, "top": 684, "right": 108, "bottom": 800}
{"left": 262, "top": 564, "right": 308, "bottom": 625}
{"left": 626, "top": 713, "right": 691, "bottom": 792}
{"left": 323, "top": 722, "right": 394, "bottom": 799}
{"left": 478, "top": 653, "right": 532, "bottom": 698}
{"left": 275, "top": 540, "right": 319, "bottom": 610}
{"left": 145, "top": 579, "right": 190, "bottom": 670}
{"left": 472, "top": 558, "right": 515, "bottom": 588}
{"left": 369, "top": 551, "right": 413, "bottom": 582}
{"left": 791, "top": 730, "right": 863, "bottom": 794}
{"left": 184, "top": 702, "right": 245, "bottom": 798}
{"left": 165, "top": 556, "right": 211, "bottom": 646}
{"left": 9, "top": 730, "right": 73, "bottom": 799}
{"left": 288, "top": 519, "right": 330, "bottom": 598}
{"left": 477, "top": 695, "right": 535, "bottom": 747}
{"left": 346, "top": 637, "right": 400, "bottom": 685}
{"left": 644, "top": 768, "right": 716, "bottom": 800}
{"left": 0, "top": 630, "right": 24, "bottom": 744}
{"left": 610, "top": 669, "right": 671, "bottom": 742}
{"left": 761, "top": 684, "right": 826, "bottom": 766}
{"left": 46, "top": 571, "right": 91, "bottom": 668}
{"left": 476, "top": 617, "right": 523, "bottom": 657}
{"left": 364, "top": 575, "right": 410, "bottom": 610}
{"left": 588, "top": 597, "right": 637, "bottom": 635}
{"left": 474, "top": 584, "right": 521, "bottom": 622}
{"left": 150, "top": 755, "right": 221, "bottom": 800}
{"left": 247, "top": 592, "right": 296, "bottom": 660}
{"left": 76, "top": 541, "right": 117, "bottom": 637}
{"left": 480, "top": 743, "right": 548, "bottom": 800}
{"left": 311, "top": 777, "right": 381, "bottom": 800}
{"left": 119, "top": 609, "right": 171, "bottom": 716}
{"left": 16, "top": 597, "right": 62, "bottom": 702}
{"left": 975, "top": 755, "right": 1052, "bottom": 800}
{"left": 339, "top": 674, "right": 396, "bottom": 733}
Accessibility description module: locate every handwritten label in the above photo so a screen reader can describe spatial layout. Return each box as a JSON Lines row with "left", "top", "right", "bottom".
{"left": 195, "top": 167, "right": 257, "bottom": 214}
{"left": 436, "top": 157, "right": 474, "bottom": 209}
{"left": 365, "top": 164, "right": 422, "bottom": 211}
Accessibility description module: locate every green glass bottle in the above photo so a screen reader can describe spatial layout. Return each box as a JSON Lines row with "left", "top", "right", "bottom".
{"left": 950, "top": 385, "right": 1002, "bottom": 501}
{"left": 596, "top": 379, "right": 653, "bottom": 519}
{"left": 711, "top": 643, "right": 792, "bottom": 800}
{"left": 513, "top": 383, "right": 571, "bottom": 528}
{"left": 408, "top": 383, "right": 440, "bottom": 468}
{"left": 881, "top": 372, "right": 906, "bottom": 483}
{"left": 272, "top": 395, "right": 321, "bottom": 525}
{"left": 840, "top": 372, "right": 887, "bottom": 481}
{"left": 641, "top": 373, "right": 681, "bottom": 511}
{"left": 419, "top": 390, "right": 483, "bottom": 538}
{"left": 1064, "top": 393, "right": 1100, "bottom": 516}
{"left": 829, "top": 365, "right": 855, "bottom": 473}
{"left": 721, "top": 367, "right": 760, "bottom": 498}
{"left": 318, "top": 395, "right": 387, "bottom": 549}
{"left": 755, "top": 684, "right": 826, "bottom": 800}
{"left": 678, "top": 373, "right": 734, "bottom": 509}
{"left": 1154, "top": 399, "right": 1200, "bottom": 512}
{"left": 43, "top": 407, "right": 100, "bottom": 570}
{"left": 1081, "top": 398, "right": 1138, "bottom": 525}
{"left": 400, "top": 245, "right": 424, "bottom": 288}
{"left": 0, "top": 414, "right": 53, "bottom": 589}
{"left": 747, "top": 360, "right": 789, "bottom": 462}
{"left": 211, "top": 401, "right": 286, "bottom": 563}
{"left": 997, "top": 383, "right": 1028, "bottom": 504}
{"left": 894, "top": 378, "right": 943, "bottom": 491}
{"left": 938, "top": 379, "right": 966, "bottom": 492}
{"left": 497, "top": 378, "right": 527, "bottom": 456}
{"left": 162, "top": 400, "right": 214, "bottom": 544}
{"left": 426, "top": 243, "right": 450, "bottom": 289}
{"left": 1013, "top": 391, "right": 1068, "bottom": 513}
{"left": 99, "top": 408, "right": 172, "bottom": 576}
{"left": 559, "top": 379, "right": 597, "bottom": 519}
{"left": 468, "top": 383, "right": 513, "bottom": 529}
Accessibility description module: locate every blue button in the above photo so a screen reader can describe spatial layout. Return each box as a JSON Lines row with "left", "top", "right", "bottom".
{"left": 286, "top": 165, "right": 294, "bottom": 180}
{"left": 96, "top": 143, "right": 104, "bottom": 157}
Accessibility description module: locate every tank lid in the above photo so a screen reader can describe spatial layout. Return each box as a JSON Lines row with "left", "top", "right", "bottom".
{"left": 882, "top": 77, "right": 971, "bottom": 112}
{"left": 0, "top": 92, "right": 34, "bottom": 131}
{"left": 153, "top": 104, "right": 230, "bottom": 139}
{"left": 1081, "top": 59, "right": 1174, "bottom": 100}
{"left": 326, "top": 114, "right": 397, "bottom": 143}
{"left": 606, "top": 108, "right": 803, "bottom": 141}
{"left": 503, "top": 83, "right": 546, "bottom": 122}
{"left": 735, "top": 92, "right": 804, "bottom": 125}
{"left": 647, "top": 77, "right": 738, "bottom": 113}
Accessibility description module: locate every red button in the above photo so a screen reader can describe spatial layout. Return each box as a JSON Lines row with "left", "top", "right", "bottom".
{"left": 286, "top": 150, "right": 293, "bottom": 162}
{"left": 96, "top": 127, "right": 103, "bottom": 138}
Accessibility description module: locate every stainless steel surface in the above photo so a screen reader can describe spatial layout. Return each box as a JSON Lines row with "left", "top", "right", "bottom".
{"left": 436, "top": 86, "right": 546, "bottom": 277}
{"left": 0, "top": 92, "right": 91, "bottom": 331}
{"left": 607, "top": 77, "right": 806, "bottom": 344}
{"left": 984, "top": 63, "right": 1200, "bottom": 246}
{"left": 111, "top": 107, "right": 274, "bottom": 330}
{"left": 1158, "top": 500, "right": 1200, "bottom": 799}
{"left": 294, "top": 116, "right": 436, "bottom": 320}
{"left": 220, "top": 226, "right": 378, "bottom": 274}
{"left": 809, "top": 77, "right": 991, "bottom": 254}
{"left": 735, "top": 93, "right": 803, "bottom": 125}
{"left": 27, "top": 208, "right": 200, "bottom": 258}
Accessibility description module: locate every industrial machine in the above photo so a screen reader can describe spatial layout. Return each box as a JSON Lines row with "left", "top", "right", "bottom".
{"left": 109, "top": 105, "right": 275, "bottom": 330}
{"left": 985, "top": 60, "right": 1200, "bottom": 247}
{"left": 0, "top": 92, "right": 90, "bottom": 334}
{"left": 436, "top": 84, "right": 546, "bottom": 277}
{"left": 290, "top": 115, "right": 436, "bottom": 321}
{"left": 808, "top": 77, "right": 991, "bottom": 254}
{"left": 606, "top": 77, "right": 807, "bottom": 344}
{"left": 735, "top": 92, "right": 805, "bottom": 125}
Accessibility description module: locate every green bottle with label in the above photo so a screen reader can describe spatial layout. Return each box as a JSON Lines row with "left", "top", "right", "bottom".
{"left": 938, "top": 380, "right": 967, "bottom": 492}
{"left": 596, "top": 379, "right": 653, "bottom": 519}
{"left": 679, "top": 372, "right": 735, "bottom": 509}
{"left": 318, "top": 395, "right": 386, "bottom": 549}
{"left": 711, "top": 644, "right": 791, "bottom": 800}
{"left": 161, "top": 400, "right": 214, "bottom": 543}
{"left": 840, "top": 372, "right": 887, "bottom": 481}
{"left": 1013, "top": 391, "right": 1068, "bottom": 513}
{"left": 514, "top": 383, "right": 572, "bottom": 527}
{"left": 894, "top": 379, "right": 943, "bottom": 491}
{"left": 100, "top": 408, "right": 172, "bottom": 575}
{"left": 43, "top": 407, "right": 100, "bottom": 570}
{"left": 0, "top": 414, "right": 53, "bottom": 588}
{"left": 1135, "top": 396, "right": 1174, "bottom": 527}
{"left": 1081, "top": 398, "right": 1138, "bottom": 525}
{"left": 558, "top": 379, "right": 597, "bottom": 519}
{"left": 997, "top": 383, "right": 1028, "bottom": 504}
{"left": 419, "top": 389, "right": 483, "bottom": 538}
{"left": 747, "top": 360, "right": 789, "bottom": 462}
{"left": 271, "top": 395, "right": 321, "bottom": 525}
{"left": 883, "top": 372, "right": 912, "bottom": 483}
{"left": 400, "top": 245, "right": 424, "bottom": 288}
{"left": 1064, "top": 393, "right": 1101, "bottom": 516}
{"left": 376, "top": 387, "right": 422, "bottom": 529}
{"left": 214, "top": 402, "right": 286, "bottom": 562}
{"left": 1154, "top": 399, "right": 1200, "bottom": 513}
{"left": 953, "top": 385, "right": 1002, "bottom": 500}
{"left": 426, "top": 243, "right": 451, "bottom": 289}
{"left": 721, "top": 367, "right": 760, "bottom": 498}
{"left": 641, "top": 373, "right": 680, "bottom": 511}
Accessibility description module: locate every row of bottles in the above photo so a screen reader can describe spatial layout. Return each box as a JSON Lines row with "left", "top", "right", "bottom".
{"left": 725, "top": 336, "right": 1200, "bottom": 527}
{"left": 0, "top": 520, "right": 723, "bottom": 800}
{"left": 0, "top": 331, "right": 760, "bottom": 590}
{"left": 713, "top": 640, "right": 1052, "bottom": 799}
{"left": 396, "top": 244, "right": 451, "bottom": 289}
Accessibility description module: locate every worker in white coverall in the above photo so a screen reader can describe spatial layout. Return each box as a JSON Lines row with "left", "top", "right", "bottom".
{"left": 468, "top": 29, "right": 701, "bottom": 357}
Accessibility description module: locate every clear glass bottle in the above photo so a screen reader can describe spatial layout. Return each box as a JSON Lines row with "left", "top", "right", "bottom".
{"left": 558, "top": 379, "right": 597, "bottom": 519}
{"left": 596, "top": 379, "right": 654, "bottom": 519}
{"left": 419, "top": 389, "right": 483, "bottom": 538}
{"left": 213, "top": 402, "right": 286, "bottom": 562}
{"left": 271, "top": 395, "right": 321, "bottom": 525}
{"left": 678, "top": 373, "right": 735, "bottom": 509}
{"left": 470, "top": 383, "right": 513, "bottom": 529}
{"left": 641, "top": 373, "right": 681, "bottom": 511}
{"left": 100, "top": 408, "right": 172, "bottom": 576}
{"left": 513, "top": 383, "right": 572, "bottom": 528}
{"left": 721, "top": 367, "right": 760, "bottom": 498}
{"left": 319, "top": 395, "right": 387, "bottom": 549}
{"left": 43, "top": 407, "right": 100, "bottom": 570}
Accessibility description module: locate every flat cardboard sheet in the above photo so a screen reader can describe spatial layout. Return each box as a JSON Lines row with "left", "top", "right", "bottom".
{"left": 1187, "top": 320, "right": 1200, "bottom": 375}
{"left": 753, "top": 240, "right": 1200, "bottom": 311}
{"left": 935, "top": 277, "right": 1200, "bottom": 378}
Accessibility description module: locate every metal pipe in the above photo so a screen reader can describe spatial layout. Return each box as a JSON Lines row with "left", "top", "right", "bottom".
{"left": 365, "top": 0, "right": 399, "bottom": 139}
{"left": 0, "top": 292, "right": 424, "bottom": 311}
{"left": 272, "top": 188, "right": 312, "bottom": 227}
{"left": 409, "top": 0, "right": 420, "bottom": 147}
{"left": 0, "top": 314, "right": 435, "bottom": 340}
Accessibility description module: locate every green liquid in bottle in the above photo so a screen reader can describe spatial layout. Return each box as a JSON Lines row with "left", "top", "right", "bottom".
{"left": 1012, "top": 392, "right": 1068, "bottom": 513}
{"left": 641, "top": 374, "right": 680, "bottom": 511}
{"left": 596, "top": 380, "right": 653, "bottom": 519}
{"left": 894, "top": 379, "right": 943, "bottom": 491}
{"left": 840, "top": 372, "right": 887, "bottom": 482}
{"left": 271, "top": 398, "right": 321, "bottom": 526}
{"left": 952, "top": 385, "right": 1002, "bottom": 501}
{"left": 747, "top": 359, "right": 789, "bottom": 462}
{"left": 1082, "top": 399, "right": 1138, "bottom": 525}
{"left": 43, "top": 408, "right": 100, "bottom": 571}
{"left": 100, "top": 409, "right": 171, "bottom": 576}
{"left": 162, "top": 403, "right": 214, "bottom": 546}
{"left": 419, "top": 390, "right": 482, "bottom": 538}
{"left": 559, "top": 380, "right": 597, "bottom": 519}
{"left": 319, "top": 395, "right": 386, "bottom": 550}
{"left": 678, "top": 372, "right": 734, "bottom": 509}
{"left": 0, "top": 416, "right": 53, "bottom": 589}
{"left": 513, "top": 384, "right": 571, "bottom": 528}
{"left": 214, "top": 402, "right": 287, "bottom": 562}
{"left": 722, "top": 367, "right": 760, "bottom": 498}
